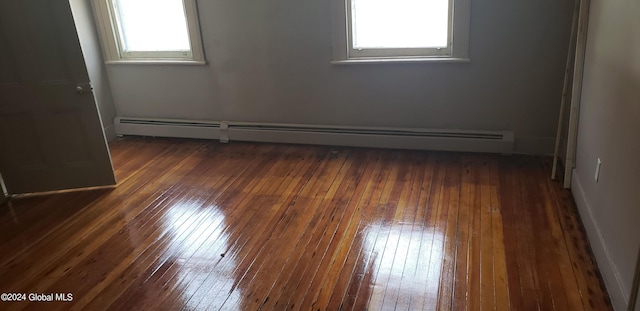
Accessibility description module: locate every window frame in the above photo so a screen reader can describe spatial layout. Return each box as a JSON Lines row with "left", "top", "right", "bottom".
{"left": 332, "top": 0, "right": 470, "bottom": 63}
{"left": 92, "top": 0, "right": 205, "bottom": 64}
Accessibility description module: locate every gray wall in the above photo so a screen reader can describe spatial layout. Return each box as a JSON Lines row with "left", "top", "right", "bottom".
{"left": 572, "top": 0, "right": 640, "bottom": 308}
{"left": 69, "top": 0, "right": 117, "bottom": 141}
{"left": 104, "top": 0, "right": 575, "bottom": 154}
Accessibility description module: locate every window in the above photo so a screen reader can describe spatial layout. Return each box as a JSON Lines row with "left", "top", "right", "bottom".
{"left": 92, "top": 0, "right": 205, "bottom": 64}
{"left": 332, "top": 0, "right": 470, "bottom": 63}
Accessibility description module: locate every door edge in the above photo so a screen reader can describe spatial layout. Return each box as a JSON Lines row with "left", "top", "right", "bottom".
{"left": 0, "top": 172, "right": 8, "bottom": 203}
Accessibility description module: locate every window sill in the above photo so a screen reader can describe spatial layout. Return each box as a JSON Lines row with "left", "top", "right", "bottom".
{"left": 331, "top": 57, "right": 470, "bottom": 65}
{"left": 105, "top": 60, "right": 207, "bottom": 66}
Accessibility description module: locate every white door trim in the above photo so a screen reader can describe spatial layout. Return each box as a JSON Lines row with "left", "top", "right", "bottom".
{"left": 564, "top": 0, "right": 591, "bottom": 188}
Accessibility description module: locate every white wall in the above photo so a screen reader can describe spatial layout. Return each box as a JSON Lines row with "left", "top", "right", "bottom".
{"left": 69, "top": 0, "right": 117, "bottom": 141}
{"left": 571, "top": 0, "right": 640, "bottom": 308}
{"left": 103, "top": 0, "right": 575, "bottom": 154}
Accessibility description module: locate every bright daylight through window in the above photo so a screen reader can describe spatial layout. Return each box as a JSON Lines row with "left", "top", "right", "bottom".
{"left": 333, "top": 0, "right": 469, "bottom": 62}
{"left": 352, "top": 0, "right": 449, "bottom": 49}
{"left": 93, "top": 0, "right": 205, "bottom": 63}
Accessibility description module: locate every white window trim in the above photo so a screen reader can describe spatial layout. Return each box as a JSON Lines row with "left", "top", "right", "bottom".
{"left": 331, "top": 0, "right": 470, "bottom": 63}
{"left": 91, "top": 0, "right": 206, "bottom": 64}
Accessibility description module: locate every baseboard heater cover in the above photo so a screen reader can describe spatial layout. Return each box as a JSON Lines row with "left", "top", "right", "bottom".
{"left": 114, "top": 117, "right": 222, "bottom": 140}
{"left": 114, "top": 117, "right": 514, "bottom": 154}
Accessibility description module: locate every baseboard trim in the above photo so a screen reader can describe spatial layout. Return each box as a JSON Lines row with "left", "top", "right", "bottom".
{"left": 572, "top": 170, "right": 628, "bottom": 311}
{"left": 114, "top": 117, "right": 515, "bottom": 154}
{"left": 228, "top": 127, "right": 511, "bottom": 154}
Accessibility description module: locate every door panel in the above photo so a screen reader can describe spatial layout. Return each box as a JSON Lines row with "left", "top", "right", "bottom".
{"left": 0, "top": 35, "right": 20, "bottom": 85}
{"left": 0, "top": 0, "right": 115, "bottom": 194}
{"left": 0, "top": 114, "right": 47, "bottom": 169}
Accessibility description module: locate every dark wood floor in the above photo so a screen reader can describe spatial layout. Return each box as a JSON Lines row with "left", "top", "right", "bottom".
{"left": 0, "top": 138, "right": 612, "bottom": 310}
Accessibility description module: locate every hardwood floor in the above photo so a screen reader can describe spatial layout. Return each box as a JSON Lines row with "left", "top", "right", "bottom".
{"left": 0, "top": 137, "right": 612, "bottom": 310}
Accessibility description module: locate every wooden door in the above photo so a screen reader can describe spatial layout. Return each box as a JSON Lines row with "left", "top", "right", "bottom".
{"left": 0, "top": 0, "right": 115, "bottom": 194}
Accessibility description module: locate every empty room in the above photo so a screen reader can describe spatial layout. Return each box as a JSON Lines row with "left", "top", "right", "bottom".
{"left": 0, "top": 0, "right": 638, "bottom": 310}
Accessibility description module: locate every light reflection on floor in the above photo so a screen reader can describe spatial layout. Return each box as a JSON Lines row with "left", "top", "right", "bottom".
{"left": 363, "top": 222, "right": 444, "bottom": 310}
{"left": 161, "top": 199, "right": 241, "bottom": 310}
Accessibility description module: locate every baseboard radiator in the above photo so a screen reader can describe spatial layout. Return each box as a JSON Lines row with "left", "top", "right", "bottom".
{"left": 114, "top": 117, "right": 514, "bottom": 154}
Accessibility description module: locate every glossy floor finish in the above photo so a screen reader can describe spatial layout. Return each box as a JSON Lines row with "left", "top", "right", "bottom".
{"left": 0, "top": 138, "right": 612, "bottom": 310}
